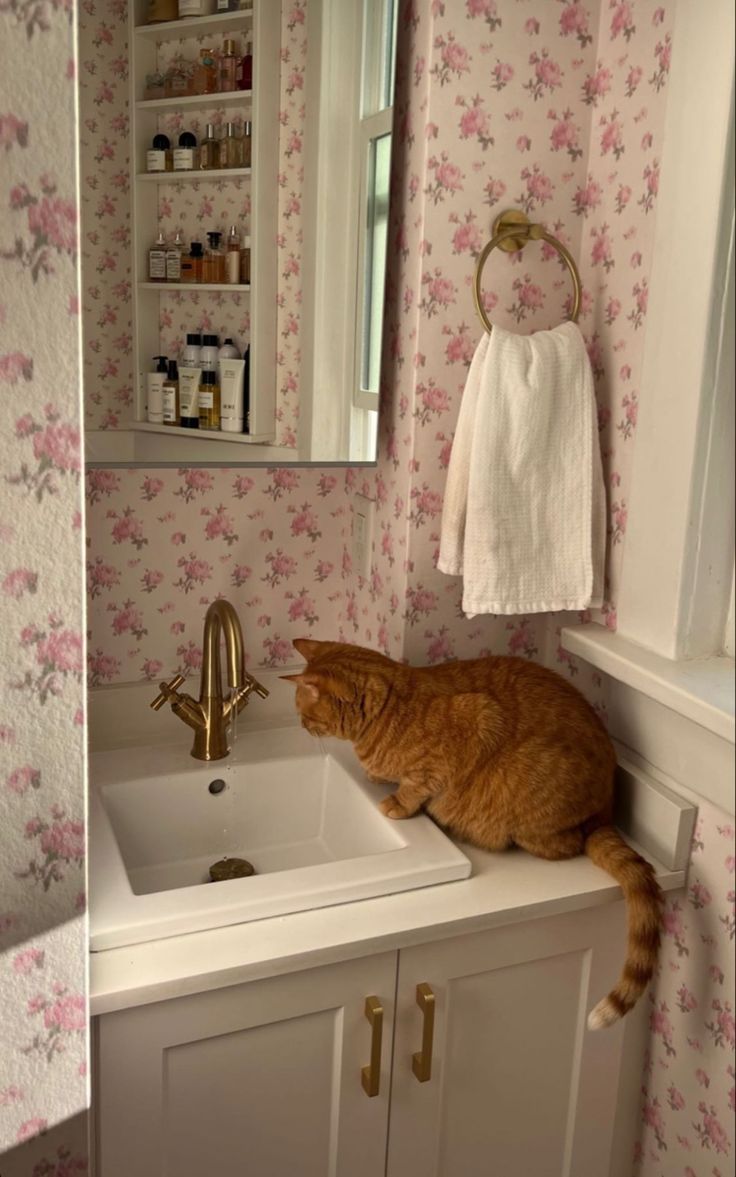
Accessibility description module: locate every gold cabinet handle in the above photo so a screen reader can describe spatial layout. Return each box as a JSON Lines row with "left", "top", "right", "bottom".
{"left": 361, "top": 996, "right": 383, "bottom": 1097}
{"left": 412, "top": 982, "right": 435, "bottom": 1083}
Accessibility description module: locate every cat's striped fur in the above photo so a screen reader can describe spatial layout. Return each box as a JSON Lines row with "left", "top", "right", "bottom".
{"left": 284, "top": 639, "right": 662, "bottom": 1030}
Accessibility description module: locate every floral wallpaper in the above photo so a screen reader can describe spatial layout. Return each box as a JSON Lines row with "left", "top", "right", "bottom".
{"left": 80, "top": 1, "right": 733, "bottom": 1174}
{"left": 0, "top": 0, "right": 88, "bottom": 1172}
{"left": 79, "top": 0, "right": 306, "bottom": 446}
{"left": 637, "top": 799, "right": 735, "bottom": 1175}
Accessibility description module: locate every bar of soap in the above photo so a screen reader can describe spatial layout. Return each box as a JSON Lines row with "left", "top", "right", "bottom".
{"left": 209, "top": 857, "right": 255, "bottom": 882}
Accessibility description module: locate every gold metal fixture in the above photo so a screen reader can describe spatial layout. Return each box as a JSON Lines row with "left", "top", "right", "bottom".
{"left": 411, "top": 982, "right": 435, "bottom": 1083}
{"left": 361, "top": 996, "right": 384, "bottom": 1097}
{"left": 473, "top": 208, "right": 582, "bottom": 335}
{"left": 150, "top": 599, "right": 268, "bottom": 761}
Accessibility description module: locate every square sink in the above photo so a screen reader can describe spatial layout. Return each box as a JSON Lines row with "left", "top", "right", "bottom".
{"left": 89, "top": 725, "right": 471, "bottom": 950}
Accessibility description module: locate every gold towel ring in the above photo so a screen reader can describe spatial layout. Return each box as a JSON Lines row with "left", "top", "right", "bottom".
{"left": 473, "top": 209, "right": 582, "bottom": 335}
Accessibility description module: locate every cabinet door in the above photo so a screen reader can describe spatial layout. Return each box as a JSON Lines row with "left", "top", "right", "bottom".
{"left": 97, "top": 952, "right": 396, "bottom": 1177}
{"left": 387, "top": 904, "right": 627, "bottom": 1177}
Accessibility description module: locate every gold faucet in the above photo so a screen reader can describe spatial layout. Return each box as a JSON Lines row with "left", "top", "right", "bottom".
{"left": 150, "top": 599, "right": 268, "bottom": 761}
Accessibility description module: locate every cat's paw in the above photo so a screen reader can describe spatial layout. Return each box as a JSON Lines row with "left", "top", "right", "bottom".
{"left": 379, "top": 794, "right": 410, "bottom": 820}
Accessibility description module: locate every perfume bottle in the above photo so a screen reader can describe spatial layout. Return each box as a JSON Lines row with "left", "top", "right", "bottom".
{"left": 225, "top": 225, "right": 240, "bottom": 284}
{"left": 218, "top": 39, "right": 238, "bottom": 93}
{"left": 199, "top": 123, "right": 218, "bottom": 170}
{"left": 241, "top": 120, "right": 252, "bottom": 168}
{"left": 237, "top": 32, "right": 253, "bottom": 90}
{"left": 195, "top": 48, "right": 218, "bottom": 95}
{"left": 148, "top": 230, "right": 167, "bottom": 282}
{"left": 165, "top": 229, "right": 185, "bottom": 282}
{"left": 218, "top": 122, "right": 241, "bottom": 170}
{"left": 202, "top": 231, "right": 225, "bottom": 283}
{"left": 146, "top": 133, "right": 172, "bottom": 173}
{"left": 173, "top": 131, "right": 197, "bottom": 171}
{"left": 181, "top": 241, "right": 203, "bottom": 283}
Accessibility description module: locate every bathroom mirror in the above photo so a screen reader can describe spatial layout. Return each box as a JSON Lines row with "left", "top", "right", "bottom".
{"left": 81, "top": 0, "right": 397, "bottom": 466}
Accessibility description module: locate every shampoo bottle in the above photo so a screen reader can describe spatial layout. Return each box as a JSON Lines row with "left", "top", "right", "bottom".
{"left": 179, "top": 366, "right": 201, "bottom": 428}
{"left": 200, "top": 334, "right": 219, "bottom": 371}
{"left": 146, "top": 355, "right": 168, "bottom": 423}
{"left": 162, "top": 359, "right": 180, "bottom": 425}
{"left": 198, "top": 369, "right": 220, "bottom": 430}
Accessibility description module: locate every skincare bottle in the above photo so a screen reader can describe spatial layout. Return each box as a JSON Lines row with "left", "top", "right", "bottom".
{"left": 219, "top": 356, "right": 245, "bottom": 432}
{"left": 165, "top": 228, "right": 185, "bottom": 282}
{"left": 218, "top": 337, "right": 240, "bottom": 360}
{"left": 162, "top": 359, "right": 180, "bottom": 426}
{"left": 146, "top": 133, "right": 172, "bottom": 173}
{"left": 203, "top": 232, "right": 225, "bottom": 283}
{"left": 225, "top": 225, "right": 240, "bottom": 284}
{"left": 218, "top": 40, "right": 238, "bottom": 93}
{"left": 239, "top": 235, "right": 251, "bottom": 285}
{"left": 199, "top": 123, "right": 218, "bottom": 170}
{"left": 179, "top": 366, "right": 201, "bottom": 428}
{"left": 148, "top": 230, "right": 167, "bottom": 282}
{"left": 181, "top": 333, "right": 202, "bottom": 367}
{"left": 198, "top": 369, "right": 220, "bottom": 430}
{"left": 181, "top": 241, "right": 203, "bottom": 283}
{"left": 200, "top": 334, "right": 219, "bottom": 370}
{"left": 146, "top": 355, "right": 168, "bottom": 423}
{"left": 173, "top": 131, "right": 197, "bottom": 171}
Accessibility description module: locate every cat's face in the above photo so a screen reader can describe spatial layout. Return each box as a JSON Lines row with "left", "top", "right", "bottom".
{"left": 282, "top": 639, "right": 387, "bottom": 741}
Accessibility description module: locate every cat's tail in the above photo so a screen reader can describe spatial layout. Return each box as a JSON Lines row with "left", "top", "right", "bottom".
{"left": 583, "top": 824, "right": 663, "bottom": 1030}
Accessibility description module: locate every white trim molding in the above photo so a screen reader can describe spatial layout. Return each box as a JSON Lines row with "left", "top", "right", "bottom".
{"left": 617, "top": 0, "right": 735, "bottom": 659}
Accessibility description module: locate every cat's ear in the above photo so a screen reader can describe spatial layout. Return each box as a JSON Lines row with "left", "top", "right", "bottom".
{"left": 278, "top": 672, "right": 321, "bottom": 701}
{"left": 292, "top": 638, "right": 324, "bottom": 662}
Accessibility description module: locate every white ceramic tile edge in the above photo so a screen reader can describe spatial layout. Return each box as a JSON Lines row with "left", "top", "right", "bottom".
{"left": 561, "top": 624, "right": 735, "bottom": 742}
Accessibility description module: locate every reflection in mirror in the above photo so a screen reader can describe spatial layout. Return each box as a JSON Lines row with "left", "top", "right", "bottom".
{"left": 80, "top": 0, "right": 397, "bottom": 466}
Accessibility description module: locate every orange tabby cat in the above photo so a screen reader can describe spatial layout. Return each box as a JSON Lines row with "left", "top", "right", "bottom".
{"left": 283, "top": 638, "right": 662, "bottom": 1030}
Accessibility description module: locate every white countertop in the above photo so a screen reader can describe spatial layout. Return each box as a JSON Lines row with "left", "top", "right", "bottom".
{"left": 88, "top": 679, "right": 686, "bottom": 1016}
{"left": 90, "top": 834, "right": 683, "bottom": 1015}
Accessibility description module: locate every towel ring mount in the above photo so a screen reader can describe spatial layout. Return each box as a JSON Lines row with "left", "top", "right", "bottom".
{"left": 473, "top": 209, "right": 582, "bottom": 335}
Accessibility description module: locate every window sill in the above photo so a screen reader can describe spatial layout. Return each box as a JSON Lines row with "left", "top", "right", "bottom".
{"left": 561, "top": 625, "right": 735, "bottom": 745}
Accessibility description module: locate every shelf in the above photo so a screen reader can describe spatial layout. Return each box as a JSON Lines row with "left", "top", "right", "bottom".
{"left": 136, "top": 89, "right": 250, "bottom": 112}
{"left": 138, "top": 282, "right": 250, "bottom": 292}
{"left": 134, "top": 9, "right": 252, "bottom": 42}
{"left": 136, "top": 167, "right": 251, "bottom": 183}
{"left": 131, "top": 420, "right": 273, "bottom": 445}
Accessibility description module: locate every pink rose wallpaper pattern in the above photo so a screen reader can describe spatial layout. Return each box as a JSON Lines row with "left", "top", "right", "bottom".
{"left": 85, "top": 0, "right": 674, "bottom": 674}
{"left": 637, "top": 799, "right": 735, "bottom": 1175}
{"left": 0, "top": 0, "right": 88, "bottom": 1170}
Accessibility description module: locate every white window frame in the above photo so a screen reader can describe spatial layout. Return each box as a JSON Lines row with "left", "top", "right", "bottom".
{"left": 616, "top": 0, "right": 734, "bottom": 661}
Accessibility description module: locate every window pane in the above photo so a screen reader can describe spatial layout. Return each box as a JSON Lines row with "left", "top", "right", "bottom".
{"left": 361, "top": 132, "right": 391, "bottom": 397}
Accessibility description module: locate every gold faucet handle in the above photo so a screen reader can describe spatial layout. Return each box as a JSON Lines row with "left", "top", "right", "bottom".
{"left": 151, "top": 674, "right": 186, "bottom": 711}
{"left": 246, "top": 673, "right": 269, "bottom": 700}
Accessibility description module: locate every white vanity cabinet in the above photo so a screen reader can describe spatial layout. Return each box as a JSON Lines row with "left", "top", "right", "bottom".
{"left": 95, "top": 952, "right": 397, "bottom": 1177}
{"left": 386, "top": 905, "right": 627, "bottom": 1177}
{"left": 95, "top": 905, "right": 628, "bottom": 1177}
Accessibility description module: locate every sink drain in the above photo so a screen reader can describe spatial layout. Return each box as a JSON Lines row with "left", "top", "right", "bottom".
{"left": 208, "top": 778, "right": 227, "bottom": 795}
{"left": 208, "top": 857, "right": 256, "bottom": 882}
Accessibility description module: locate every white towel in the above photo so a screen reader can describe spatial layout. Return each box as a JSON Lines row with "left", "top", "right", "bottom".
{"left": 437, "top": 320, "right": 605, "bottom": 616}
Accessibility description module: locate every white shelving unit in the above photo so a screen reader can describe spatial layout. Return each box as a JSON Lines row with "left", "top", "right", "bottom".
{"left": 129, "top": 0, "right": 279, "bottom": 454}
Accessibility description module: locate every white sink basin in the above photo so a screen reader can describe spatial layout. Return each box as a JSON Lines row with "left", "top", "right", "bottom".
{"left": 90, "top": 725, "right": 471, "bottom": 950}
